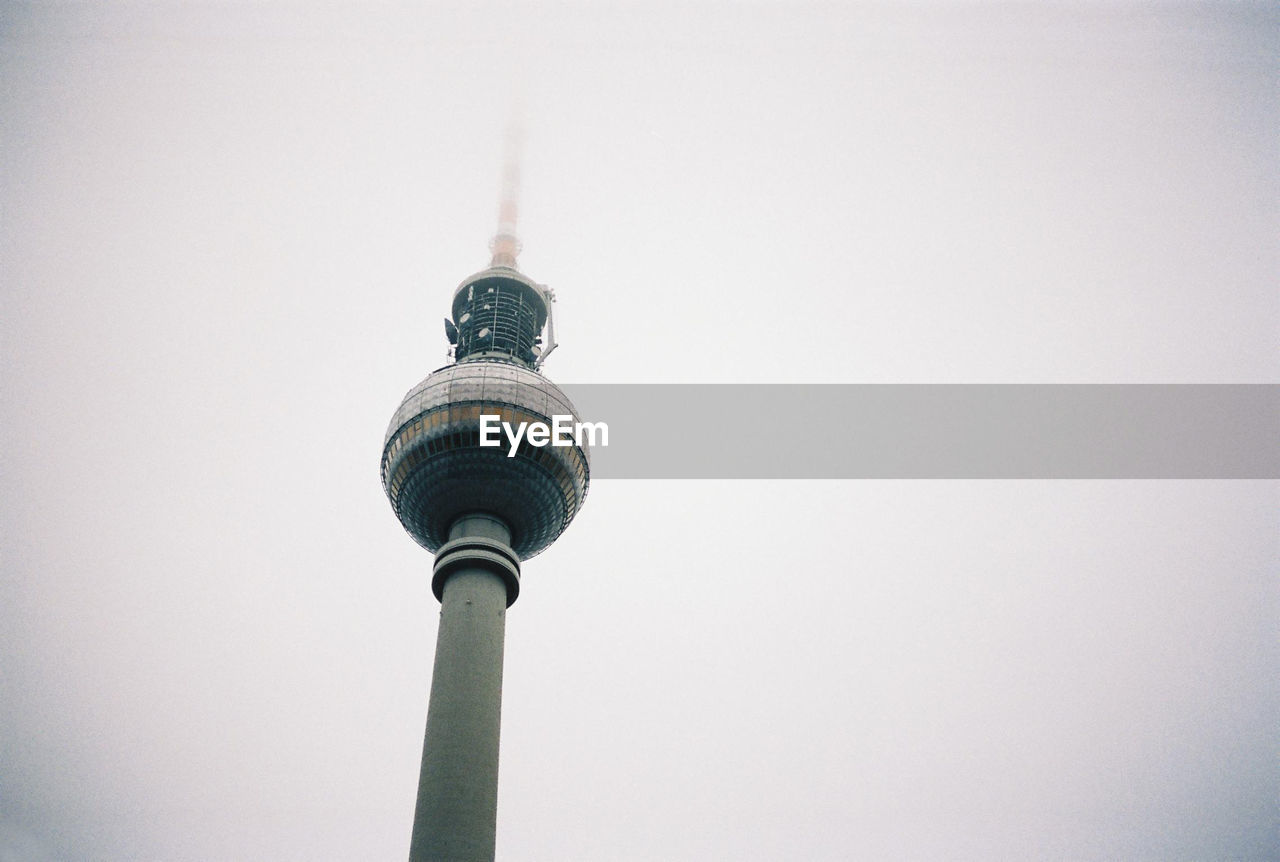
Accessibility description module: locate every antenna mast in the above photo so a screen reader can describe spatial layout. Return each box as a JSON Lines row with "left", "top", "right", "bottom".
{"left": 489, "top": 118, "right": 523, "bottom": 269}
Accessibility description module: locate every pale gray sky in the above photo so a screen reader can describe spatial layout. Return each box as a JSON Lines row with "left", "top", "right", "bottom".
{"left": 2, "top": 2, "right": 1277, "bottom": 860}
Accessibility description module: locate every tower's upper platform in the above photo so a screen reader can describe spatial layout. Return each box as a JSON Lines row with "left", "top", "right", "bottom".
{"left": 449, "top": 266, "right": 550, "bottom": 368}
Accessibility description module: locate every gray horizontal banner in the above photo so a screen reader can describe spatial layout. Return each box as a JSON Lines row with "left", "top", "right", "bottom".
{"left": 557, "top": 385, "right": 1280, "bottom": 479}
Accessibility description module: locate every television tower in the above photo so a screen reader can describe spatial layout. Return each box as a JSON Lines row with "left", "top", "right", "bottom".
{"left": 381, "top": 123, "right": 589, "bottom": 861}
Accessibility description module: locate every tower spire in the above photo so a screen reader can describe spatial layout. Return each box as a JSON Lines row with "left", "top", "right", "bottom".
{"left": 489, "top": 117, "right": 523, "bottom": 269}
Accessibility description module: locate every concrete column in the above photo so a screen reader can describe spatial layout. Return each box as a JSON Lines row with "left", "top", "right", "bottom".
{"left": 409, "top": 514, "right": 519, "bottom": 862}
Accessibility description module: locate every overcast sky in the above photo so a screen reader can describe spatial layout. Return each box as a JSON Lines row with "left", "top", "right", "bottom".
{"left": 2, "top": 2, "right": 1277, "bottom": 860}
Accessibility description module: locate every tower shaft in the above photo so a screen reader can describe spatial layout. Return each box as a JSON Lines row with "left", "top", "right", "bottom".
{"left": 409, "top": 515, "right": 519, "bottom": 862}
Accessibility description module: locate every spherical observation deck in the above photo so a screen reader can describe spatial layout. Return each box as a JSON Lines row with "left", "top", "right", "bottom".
{"left": 381, "top": 359, "right": 590, "bottom": 560}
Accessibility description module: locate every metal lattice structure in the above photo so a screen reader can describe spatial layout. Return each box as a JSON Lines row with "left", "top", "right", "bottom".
{"left": 449, "top": 269, "right": 548, "bottom": 367}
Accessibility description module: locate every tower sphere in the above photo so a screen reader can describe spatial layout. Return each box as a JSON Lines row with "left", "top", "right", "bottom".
{"left": 381, "top": 358, "right": 590, "bottom": 560}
